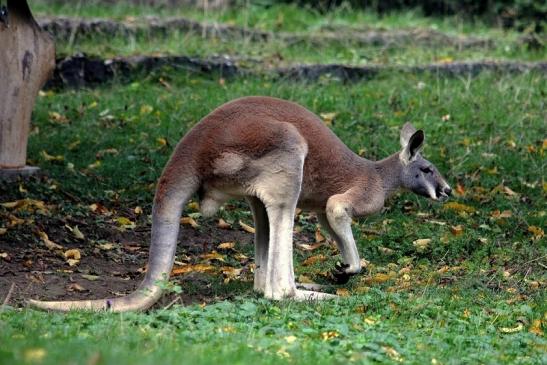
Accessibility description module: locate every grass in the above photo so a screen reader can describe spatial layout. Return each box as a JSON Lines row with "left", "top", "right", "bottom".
{"left": 1, "top": 2, "right": 546, "bottom": 364}
{"left": 1, "top": 70, "right": 545, "bottom": 364}
{"left": 32, "top": 1, "right": 546, "bottom": 65}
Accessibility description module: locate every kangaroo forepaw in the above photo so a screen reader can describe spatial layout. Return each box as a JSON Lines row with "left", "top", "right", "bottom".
{"left": 331, "top": 262, "right": 352, "bottom": 284}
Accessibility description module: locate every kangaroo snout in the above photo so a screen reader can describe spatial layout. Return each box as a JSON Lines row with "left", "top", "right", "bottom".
{"left": 436, "top": 184, "right": 452, "bottom": 201}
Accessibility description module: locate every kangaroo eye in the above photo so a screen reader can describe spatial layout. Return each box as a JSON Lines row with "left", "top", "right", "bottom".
{"left": 420, "top": 167, "right": 432, "bottom": 174}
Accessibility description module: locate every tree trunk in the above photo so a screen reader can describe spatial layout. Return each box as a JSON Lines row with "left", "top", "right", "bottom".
{"left": 0, "top": 0, "right": 55, "bottom": 177}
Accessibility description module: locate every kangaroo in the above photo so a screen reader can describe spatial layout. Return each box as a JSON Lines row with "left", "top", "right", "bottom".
{"left": 29, "top": 96, "right": 451, "bottom": 312}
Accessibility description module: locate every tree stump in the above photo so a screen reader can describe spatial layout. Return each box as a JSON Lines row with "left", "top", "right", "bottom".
{"left": 0, "top": 0, "right": 55, "bottom": 179}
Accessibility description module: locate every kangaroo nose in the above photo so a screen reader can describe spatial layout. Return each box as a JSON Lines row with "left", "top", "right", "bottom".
{"left": 444, "top": 187, "right": 452, "bottom": 196}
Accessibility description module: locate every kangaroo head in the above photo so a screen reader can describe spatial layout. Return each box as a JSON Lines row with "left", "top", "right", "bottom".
{"left": 399, "top": 123, "right": 451, "bottom": 201}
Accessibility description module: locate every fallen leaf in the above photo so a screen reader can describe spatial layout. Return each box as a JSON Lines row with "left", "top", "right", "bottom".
{"left": 0, "top": 228, "right": 6, "bottom": 235}
{"left": 67, "top": 283, "right": 86, "bottom": 292}
{"left": 64, "top": 249, "right": 81, "bottom": 260}
{"left": 65, "top": 225, "right": 85, "bottom": 240}
{"left": 89, "top": 203, "right": 112, "bottom": 216}
{"left": 41, "top": 150, "right": 64, "bottom": 162}
{"left": 336, "top": 288, "right": 350, "bottom": 297}
{"left": 221, "top": 266, "right": 242, "bottom": 283}
{"left": 181, "top": 216, "right": 199, "bottom": 229}
{"left": 378, "top": 246, "right": 395, "bottom": 255}
{"left": 48, "top": 111, "right": 69, "bottom": 124}
{"left": 529, "top": 319, "right": 544, "bottom": 336}
{"left": 528, "top": 226, "right": 544, "bottom": 240}
{"left": 87, "top": 160, "right": 102, "bottom": 169}
{"left": 217, "top": 218, "right": 231, "bottom": 229}
{"left": 81, "top": 274, "right": 100, "bottom": 281}
{"left": 171, "top": 264, "right": 215, "bottom": 276}
{"left": 156, "top": 137, "right": 168, "bottom": 147}
{"left": 499, "top": 323, "right": 523, "bottom": 333}
{"left": 140, "top": 104, "right": 153, "bottom": 114}
{"left": 320, "top": 112, "right": 337, "bottom": 126}
{"left": 217, "top": 242, "right": 235, "bottom": 250}
{"left": 296, "top": 242, "right": 323, "bottom": 251}
{"left": 66, "top": 259, "right": 79, "bottom": 266}
{"left": 297, "top": 274, "right": 315, "bottom": 284}
{"left": 134, "top": 206, "right": 143, "bottom": 215}
{"left": 443, "top": 202, "right": 476, "bottom": 213}
{"left": 38, "top": 231, "right": 63, "bottom": 250}
{"left": 201, "top": 251, "right": 225, "bottom": 262}
{"left": 413, "top": 238, "right": 431, "bottom": 252}
{"left": 383, "top": 346, "right": 403, "bottom": 362}
{"left": 315, "top": 228, "right": 325, "bottom": 243}
{"left": 491, "top": 210, "right": 512, "bottom": 219}
{"left": 24, "top": 348, "right": 47, "bottom": 363}
{"left": 455, "top": 183, "right": 465, "bottom": 196}
{"left": 302, "top": 254, "right": 327, "bottom": 266}
{"left": 285, "top": 335, "right": 297, "bottom": 344}
{"left": 321, "top": 331, "right": 339, "bottom": 341}
{"left": 450, "top": 225, "right": 464, "bottom": 236}
{"left": 239, "top": 220, "right": 255, "bottom": 234}
{"left": 116, "top": 217, "right": 136, "bottom": 229}
{"left": 98, "top": 242, "right": 115, "bottom": 250}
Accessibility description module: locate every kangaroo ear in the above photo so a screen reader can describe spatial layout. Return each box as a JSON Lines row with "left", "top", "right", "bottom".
{"left": 400, "top": 122, "right": 417, "bottom": 148}
{"left": 400, "top": 130, "right": 425, "bottom": 164}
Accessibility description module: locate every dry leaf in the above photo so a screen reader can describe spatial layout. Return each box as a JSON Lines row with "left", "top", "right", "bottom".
{"left": 302, "top": 254, "right": 327, "bottom": 266}
{"left": 529, "top": 319, "right": 543, "bottom": 336}
{"left": 285, "top": 335, "right": 297, "bottom": 344}
{"left": 491, "top": 210, "right": 512, "bottom": 219}
{"left": 528, "top": 226, "right": 544, "bottom": 240}
{"left": 239, "top": 220, "right": 255, "bottom": 234}
{"left": 455, "top": 183, "right": 465, "bottom": 196}
{"left": 443, "top": 202, "right": 476, "bottom": 213}
{"left": 64, "top": 249, "right": 81, "bottom": 260}
{"left": 67, "top": 283, "right": 86, "bottom": 292}
{"left": 171, "top": 264, "right": 215, "bottom": 276}
{"left": 320, "top": 112, "right": 337, "bottom": 126}
{"left": 336, "top": 288, "right": 350, "bottom": 297}
{"left": 38, "top": 231, "right": 63, "bottom": 250}
{"left": 89, "top": 203, "right": 112, "bottom": 216}
{"left": 296, "top": 242, "right": 323, "bottom": 251}
{"left": 297, "top": 274, "right": 315, "bottom": 284}
{"left": 81, "top": 274, "right": 100, "bottom": 281}
{"left": 134, "top": 206, "right": 143, "bottom": 215}
{"left": 499, "top": 323, "right": 523, "bottom": 333}
{"left": 217, "top": 218, "right": 231, "bottom": 229}
{"left": 65, "top": 225, "right": 85, "bottom": 240}
{"left": 201, "top": 251, "right": 225, "bottom": 262}
{"left": 41, "top": 150, "right": 64, "bottom": 161}
{"left": 66, "top": 259, "right": 80, "bottom": 267}
{"left": 116, "top": 217, "right": 136, "bottom": 229}
{"left": 98, "top": 242, "right": 115, "bottom": 250}
{"left": 378, "top": 246, "right": 395, "bottom": 255}
{"left": 0, "top": 228, "right": 6, "bottom": 235}
{"left": 450, "top": 225, "right": 464, "bottom": 236}
{"left": 217, "top": 242, "right": 235, "bottom": 250}
{"left": 413, "top": 238, "right": 431, "bottom": 252}
{"left": 383, "top": 346, "right": 403, "bottom": 362}
{"left": 48, "top": 111, "right": 69, "bottom": 124}
{"left": 181, "top": 216, "right": 199, "bottom": 229}
{"left": 315, "top": 228, "right": 325, "bottom": 243}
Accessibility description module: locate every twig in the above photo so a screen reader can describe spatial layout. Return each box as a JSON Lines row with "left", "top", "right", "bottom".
{"left": 162, "top": 296, "right": 181, "bottom": 310}
{"left": 1, "top": 282, "right": 15, "bottom": 310}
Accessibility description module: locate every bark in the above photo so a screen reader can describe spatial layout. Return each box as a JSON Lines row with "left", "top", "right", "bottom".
{"left": 0, "top": 0, "right": 55, "bottom": 169}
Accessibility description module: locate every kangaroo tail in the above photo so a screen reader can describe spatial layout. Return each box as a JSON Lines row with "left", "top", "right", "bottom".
{"left": 28, "top": 172, "right": 199, "bottom": 312}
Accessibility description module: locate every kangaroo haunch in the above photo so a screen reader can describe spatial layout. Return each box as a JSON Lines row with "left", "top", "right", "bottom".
{"left": 29, "top": 96, "right": 451, "bottom": 312}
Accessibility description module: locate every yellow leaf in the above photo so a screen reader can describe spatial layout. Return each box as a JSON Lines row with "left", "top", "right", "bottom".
{"left": 41, "top": 150, "right": 64, "bottom": 162}
{"left": 134, "top": 206, "right": 143, "bottom": 215}
{"left": 66, "top": 259, "right": 80, "bottom": 266}
{"left": 171, "top": 264, "right": 215, "bottom": 276}
{"left": 115, "top": 217, "right": 136, "bottom": 230}
{"left": 187, "top": 201, "right": 199, "bottom": 211}
{"left": 297, "top": 274, "right": 315, "bottom": 284}
{"left": 87, "top": 160, "right": 102, "bottom": 169}
{"left": 65, "top": 225, "right": 85, "bottom": 240}
{"left": 140, "top": 104, "right": 154, "bottom": 114}
{"left": 383, "top": 346, "right": 403, "bottom": 362}
{"left": 499, "top": 323, "right": 523, "bottom": 333}
{"left": 239, "top": 220, "right": 255, "bottom": 234}
{"left": 157, "top": 137, "right": 167, "bottom": 147}
{"left": 201, "top": 251, "right": 225, "bottom": 262}
{"left": 336, "top": 288, "right": 350, "bottom": 297}
{"left": 285, "top": 335, "right": 297, "bottom": 344}
{"left": 491, "top": 210, "right": 512, "bottom": 219}
{"left": 315, "top": 227, "right": 325, "bottom": 243}
{"left": 321, "top": 331, "right": 339, "bottom": 341}
{"left": 529, "top": 319, "right": 543, "bottom": 336}
{"left": 413, "top": 238, "right": 431, "bottom": 252}
{"left": 364, "top": 317, "right": 377, "bottom": 325}
{"left": 181, "top": 216, "right": 199, "bottom": 229}
{"left": 38, "top": 231, "right": 63, "bottom": 250}
{"left": 302, "top": 254, "right": 326, "bottom": 266}
{"left": 217, "top": 242, "right": 235, "bottom": 250}
{"left": 296, "top": 242, "right": 323, "bottom": 251}
{"left": 443, "top": 202, "right": 476, "bottom": 213}
{"left": 528, "top": 226, "right": 544, "bottom": 240}
{"left": 0, "top": 228, "right": 6, "bottom": 235}
{"left": 24, "top": 348, "right": 47, "bottom": 363}
{"left": 64, "top": 249, "right": 81, "bottom": 260}
{"left": 98, "top": 243, "right": 115, "bottom": 250}
{"left": 48, "top": 111, "right": 69, "bottom": 124}
{"left": 450, "top": 225, "right": 464, "bottom": 236}
{"left": 217, "top": 218, "right": 231, "bottom": 229}
{"left": 320, "top": 112, "right": 337, "bottom": 126}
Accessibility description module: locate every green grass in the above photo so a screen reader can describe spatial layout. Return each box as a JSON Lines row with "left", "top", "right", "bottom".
{"left": 33, "top": 1, "right": 546, "bottom": 65}
{"left": 1, "top": 70, "right": 545, "bottom": 364}
{"left": 1, "top": 290, "right": 545, "bottom": 365}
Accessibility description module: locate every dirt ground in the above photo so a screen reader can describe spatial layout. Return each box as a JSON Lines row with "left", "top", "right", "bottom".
{"left": 0, "top": 215, "right": 257, "bottom": 309}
